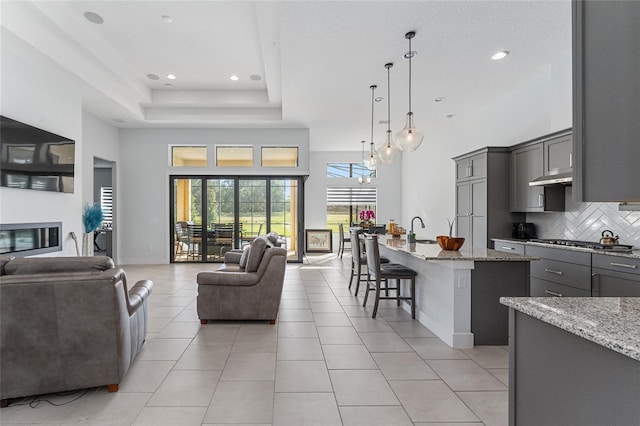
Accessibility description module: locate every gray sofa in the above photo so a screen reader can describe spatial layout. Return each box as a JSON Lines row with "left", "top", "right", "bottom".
{"left": 0, "top": 256, "right": 153, "bottom": 406}
{"left": 197, "top": 235, "right": 286, "bottom": 323}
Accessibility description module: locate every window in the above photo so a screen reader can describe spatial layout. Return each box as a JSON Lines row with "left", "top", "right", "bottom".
{"left": 326, "top": 186, "right": 377, "bottom": 233}
{"left": 100, "top": 186, "right": 113, "bottom": 225}
{"left": 171, "top": 146, "right": 207, "bottom": 167}
{"left": 327, "top": 162, "right": 375, "bottom": 179}
{"left": 216, "top": 146, "right": 253, "bottom": 167}
{"left": 262, "top": 147, "right": 298, "bottom": 167}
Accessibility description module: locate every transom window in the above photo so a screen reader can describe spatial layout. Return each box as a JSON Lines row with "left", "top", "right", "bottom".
{"left": 171, "top": 146, "right": 207, "bottom": 167}
{"left": 216, "top": 146, "right": 253, "bottom": 167}
{"left": 327, "top": 162, "right": 375, "bottom": 179}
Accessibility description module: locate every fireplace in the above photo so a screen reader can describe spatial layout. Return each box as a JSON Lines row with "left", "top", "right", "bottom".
{"left": 0, "top": 222, "right": 62, "bottom": 257}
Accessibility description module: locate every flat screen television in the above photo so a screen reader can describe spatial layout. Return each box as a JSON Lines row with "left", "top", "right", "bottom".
{"left": 0, "top": 115, "right": 75, "bottom": 193}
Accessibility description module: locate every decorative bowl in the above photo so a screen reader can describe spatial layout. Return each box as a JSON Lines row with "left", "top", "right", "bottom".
{"left": 436, "top": 235, "right": 465, "bottom": 251}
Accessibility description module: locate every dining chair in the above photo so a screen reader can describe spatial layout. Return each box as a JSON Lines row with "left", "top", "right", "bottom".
{"left": 338, "top": 223, "right": 350, "bottom": 259}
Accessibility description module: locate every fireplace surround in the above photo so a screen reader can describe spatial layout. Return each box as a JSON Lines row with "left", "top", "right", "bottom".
{"left": 0, "top": 222, "right": 62, "bottom": 257}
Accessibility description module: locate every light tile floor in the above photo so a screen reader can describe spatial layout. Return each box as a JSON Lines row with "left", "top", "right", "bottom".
{"left": 0, "top": 255, "right": 508, "bottom": 426}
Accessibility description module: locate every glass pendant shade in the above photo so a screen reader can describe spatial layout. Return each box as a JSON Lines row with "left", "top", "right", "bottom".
{"left": 378, "top": 131, "right": 401, "bottom": 163}
{"left": 364, "top": 142, "right": 381, "bottom": 170}
{"left": 395, "top": 112, "right": 424, "bottom": 152}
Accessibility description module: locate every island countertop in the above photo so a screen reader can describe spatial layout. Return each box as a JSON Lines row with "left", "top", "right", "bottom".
{"left": 378, "top": 235, "right": 538, "bottom": 262}
{"left": 500, "top": 296, "right": 640, "bottom": 361}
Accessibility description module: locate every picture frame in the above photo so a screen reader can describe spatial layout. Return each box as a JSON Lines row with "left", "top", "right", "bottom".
{"left": 305, "top": 229, "right": 333, "bottom": 253}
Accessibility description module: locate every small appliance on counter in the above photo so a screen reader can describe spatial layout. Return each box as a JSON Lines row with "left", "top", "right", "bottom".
{"left": 512, "top": 222, "right": 537, "bottom": 240}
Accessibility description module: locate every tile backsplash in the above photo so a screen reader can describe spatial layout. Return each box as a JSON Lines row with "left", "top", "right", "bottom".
{"left": 527, "top": 187, "right": 640, "bottom": 248}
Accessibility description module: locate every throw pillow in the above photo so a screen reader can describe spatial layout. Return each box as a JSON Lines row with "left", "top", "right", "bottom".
{"left": 239, "top": 245, "right": 251, "bottom": 269}
{"left": 245, "top": 236, "right": 268, "bottom": 272}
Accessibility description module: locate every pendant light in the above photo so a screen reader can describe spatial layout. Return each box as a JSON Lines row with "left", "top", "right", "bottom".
{"left": 358, "top": 140, "right": 371, "bottom": 184}
{"left": 363, "top": 84, "right": 381, "bottom": 170}
{"left": 378, "top": 62, "right": 401, "bottom": 163}
{"left": 395, "top": 31, "right": 424, "bottom": 152}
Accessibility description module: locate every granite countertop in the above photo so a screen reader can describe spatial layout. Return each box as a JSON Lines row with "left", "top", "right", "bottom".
{"left": 378, "top": 236, "right": 538, "bottom": 262}
{"left": 492, "top": 237, "right": 640, "bottom": 259}
{"left": 500, "top": 296, "right": 640, "bottom": 361}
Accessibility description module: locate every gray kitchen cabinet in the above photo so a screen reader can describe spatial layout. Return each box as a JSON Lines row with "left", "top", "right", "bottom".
{"left": 543, "top": 132, "right": 572, "bottom": 176}
{"left": 526, "top": 245, "right": 592, "bottom": 297}
{"left": 455, "top": 152, "right": 487, "bottom": 182}
{"left": 454, "top": 147, "right": 522, "bottom": 248}
{"left": 510, "top": 136, "right": 566, "bottom": 213}
{"left": 493, "top": 240, "right": 525, "bottom": 255}
{"left": 573, "top": 1, "right": 640, "bottom": 202}
{"left": 507, "top": 308, "right": 640, "bottom": 426}
{"left": 592, "top": 254, "right": 640, "bottom": 297}
{"left": 510, "top": 143, "right": 544, "bottom": 212}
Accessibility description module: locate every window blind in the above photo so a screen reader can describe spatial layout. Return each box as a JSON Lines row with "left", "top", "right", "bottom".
{"left": 326, "top": 186, "right": 377, "bottom": 206}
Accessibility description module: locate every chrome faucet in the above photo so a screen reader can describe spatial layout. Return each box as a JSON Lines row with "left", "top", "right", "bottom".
{"left": 410, "top": 216, "right": 425, "bottom": 243}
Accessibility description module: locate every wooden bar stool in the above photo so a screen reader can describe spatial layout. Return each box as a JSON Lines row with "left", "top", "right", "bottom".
{"left": 362, "top": 234, "right": 417, "bottom": 319}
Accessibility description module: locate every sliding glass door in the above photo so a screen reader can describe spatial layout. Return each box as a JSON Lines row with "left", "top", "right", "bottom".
{"left": 171, "top": 176, "right": 302, "bottom": 263}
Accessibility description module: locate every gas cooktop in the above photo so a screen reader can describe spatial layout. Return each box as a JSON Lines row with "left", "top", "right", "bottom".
{"left": 528, "top": 238, "right": 634, "bottom": 252}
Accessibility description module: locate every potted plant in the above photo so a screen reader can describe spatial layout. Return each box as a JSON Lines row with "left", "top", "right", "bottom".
{"left": 359, "top": 209, "right": 375, "bottom": 229}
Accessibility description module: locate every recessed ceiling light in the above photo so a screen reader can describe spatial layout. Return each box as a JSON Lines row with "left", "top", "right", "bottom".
{"left": 161, "top": 15, "right": 173, "bottom": 23}
{"left": 146, "top": 74, "right": 159, "bottom": 80}
{"left": 165, "top": 83, "right": 173, "bottom": 88}
{"left": 435, "top": 97, "right": 446, "bottom": 102}
{"left": 374, "top": 97, "right": 384, "bottom": 102}
{"left": 112, "top": 118, "right": 126, "bottom": 124}
{"left": 167, "top": 74, "right": 176, "bottom": 80}
{"left": 403, "top": 50, "right": 417, "bottom": 59}
{"left": 230, "top": 75, "right": 239, "bottom": 81}
{"left": 491, "top": 50, "right": 509, "bottom": 60}
{"left": 250, "top": 74, "right": 262, "bottom": 81}
{"left": 84, "top": 11, "right": 104, "bottom": 24}
{"left": 378, "top": 120, "right": 389, "bottom": 124}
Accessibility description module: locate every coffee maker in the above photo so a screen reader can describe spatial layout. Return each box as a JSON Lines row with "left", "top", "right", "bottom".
{"left": 512, "top": 222, "right": 537, "bottom": 240}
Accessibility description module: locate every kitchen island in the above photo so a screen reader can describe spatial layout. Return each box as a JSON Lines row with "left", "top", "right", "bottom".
{"left": 500, "top": 297, "right": 640, "bottom": 425}
{"left": 377, "top": 236, "right": 537, "bottom": 348}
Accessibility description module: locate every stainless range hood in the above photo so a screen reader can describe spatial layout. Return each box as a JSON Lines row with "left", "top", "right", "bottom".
{"left": 529, "top": 172, "right": 573, "bottom": 187}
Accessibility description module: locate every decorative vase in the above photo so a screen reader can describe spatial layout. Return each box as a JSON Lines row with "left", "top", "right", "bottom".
{"left": 82, "top": 232, "right": 94, "bottom": 256}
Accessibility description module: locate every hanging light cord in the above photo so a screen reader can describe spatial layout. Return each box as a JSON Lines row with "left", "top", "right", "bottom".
{"left": 370, "top": 85, "right": 376, "bottom": 154}
{"left": 408, "top": 34, "right": 413, "bottom": 113}
{"left": 387, "top": 64, "right": 392, "bottom": 134}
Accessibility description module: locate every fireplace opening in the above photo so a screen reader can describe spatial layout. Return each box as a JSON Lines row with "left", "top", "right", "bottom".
{"left": 0, "top": 222, "right": 62, "bottom": 257}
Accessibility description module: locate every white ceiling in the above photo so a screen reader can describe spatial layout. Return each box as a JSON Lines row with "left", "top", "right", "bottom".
{"left": 2, "top": 0, "right": 572, "bottom": 151}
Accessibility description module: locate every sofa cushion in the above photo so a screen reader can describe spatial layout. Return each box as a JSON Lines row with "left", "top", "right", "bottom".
{"left": 3, "top": 256, "right": 115, "bottom": 275}
{"left": 239, "top": 245, "right": 251, "bottom": 269}
{"left": 0, "top": 256, "right": 15, "bottom": 275}
{"left": 245, "top": 236, "right": 268, "bottom": 272}
{"left": 266, "top": 232, "right": 279, "bottom": 245}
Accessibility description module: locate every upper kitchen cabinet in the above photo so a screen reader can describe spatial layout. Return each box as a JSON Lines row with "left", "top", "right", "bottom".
{"left": 543, "top": 133, "right": 572, "bottom": 176}
{"left": 455, "top": 151, "right": 487, "bottom": 182}
{"left": 510, "top": 132, "right": 568, "bottom": 213}
{"left": 454, "top": 147, "right": 522, "bottom": 248}
{"left": 573, "top": 1, "right": 640, "bottom": 202}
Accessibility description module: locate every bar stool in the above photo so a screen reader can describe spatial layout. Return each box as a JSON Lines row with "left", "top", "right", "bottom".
{"left": 362, "top": 234, "right": 417, "bottom": 319}
{"left": 348, "top": 229, "right": 389, "bottom": 296}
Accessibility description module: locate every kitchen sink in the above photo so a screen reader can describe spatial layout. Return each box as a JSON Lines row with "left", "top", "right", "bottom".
{"left": 414, "top": 239, "right": 437, "bottom": 244}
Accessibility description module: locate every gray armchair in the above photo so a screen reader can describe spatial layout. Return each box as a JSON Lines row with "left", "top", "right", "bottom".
{"left": 0, "top": 256, "right": 153, "bottom": 406}
{"left": 197, "top": 236, "right": 286, "bottom": 323}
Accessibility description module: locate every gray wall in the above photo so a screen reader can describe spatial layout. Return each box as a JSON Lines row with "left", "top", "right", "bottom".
{"left": 118, "top": 127, "right": 310, "bottom": 264}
